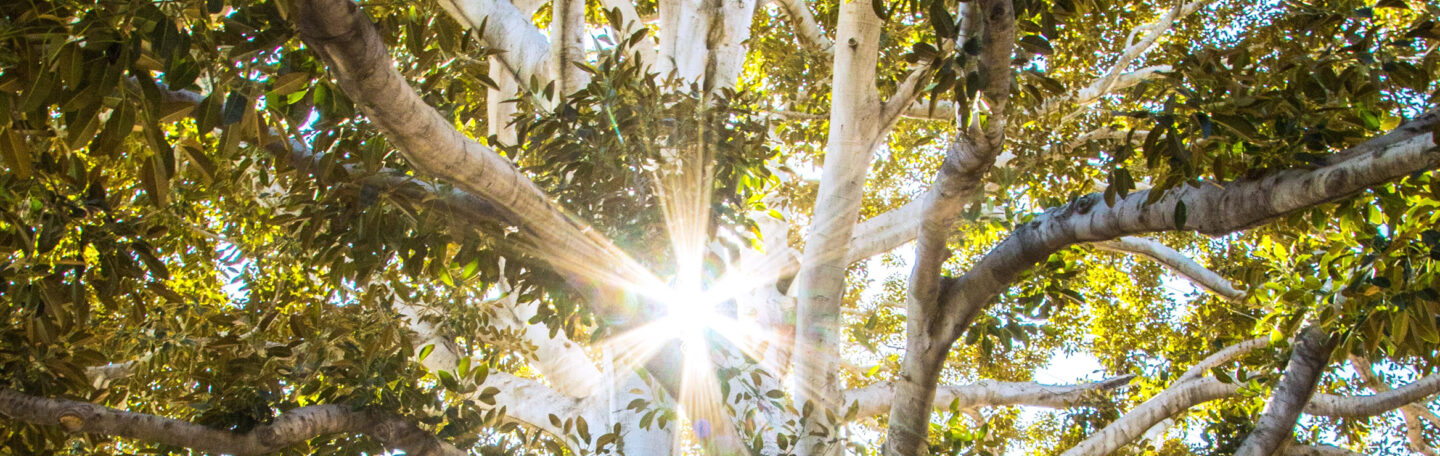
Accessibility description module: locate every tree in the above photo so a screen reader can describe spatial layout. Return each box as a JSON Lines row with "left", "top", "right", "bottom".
{"left": 1, "top": 0, "right": 1438, "bottom": 453}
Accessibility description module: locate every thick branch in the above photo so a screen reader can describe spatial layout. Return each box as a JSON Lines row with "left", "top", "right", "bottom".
{"left": 549, "top": 0, "right": 588, "bottom": 98}
{"left": 938, "top": 110, "right": 1439, "bottom": 341}
{"left": 0, "top": 389, "right": 463, "bottom": 456}
{"left": 1094, "top": 236, "right": 1245, "bottom": 301}
{"left": 845, "top": 375, "right": 1134, "bottom": 419}
{"left": 884, "top": 1, "right": 1015, "bottom": 453}
{"left": 1237, "top": 325, "right": 1338, "bottom": 456}
{"left": 435, "top": 0, "right": 554, "bottom": 88}
{"left": 1282, "top": 444, "right": 1367, "bottom": 456}
{"left": 292, "top": 0, "right": 646, "bottom": 321}
{"left": 791, "top": 0, "right": 887, "bottom": 452}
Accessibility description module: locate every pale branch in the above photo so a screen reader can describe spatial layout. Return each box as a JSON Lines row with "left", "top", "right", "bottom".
{"left": 1237, "top": 325, "right": 1338, "bottom": 456}
{"left": 884, "top": 0, "right": 1015, "bottom": 452}
{"left": 396, "top": 302, "right": 584, "bottom": 448}
{"left": 1176, "top": 337, "right": 1267, "bottom": 383}
{"left": 597, "top": 0, "right": 657, "bottom": 69}
{"left": 790, "top": 0, "right": 889, "bottom": 452}
{"left": 880, "top": 3, "right": 973, "bottom": 128}
{"left": 434, "top": 0, "right": 554, "bottom": 89}
{"left": 489, "top": 291, "right": 607, "bottom": 398}
{"left": 1066, "top": 126, "right": 1148, "bottom": 151}
{"left": 549, "top": 0, "right": 588, "bottom": 98}
{"left": 879, "top": 57, "right": 943, "bottom": 129}
{"left": 1038, "top": 65, "right": 1171, "bottom": 118}
{"left": 1060, "top": 377, "right": 1239, "bottom": 456}
{"left": 706, "top": 0, "right": 761, "bottom": 93}
{"left": 1093, "top": 236, "right": 1245, "bottom": 301}
{"left": 844, "top": 375, "right": 1135, "bottom": 419}
{"left": 902, "top": 100, "right": 958, "bottom": 120}
{"left": 1059, "top": 357, "right": 1440, "bottom": 456}
{"left": 1349, "top": 356, "right": 1440, "bottom": 456}
{"left": 1052, "top": 0, "right": 1215, "bottom": 116}
{"left": 0, "top": 389, "right": 464, "bottom": 456}
{"left": 770, "top": 0, "right": 834, "bottom": 55}
{"left": 292, "top": 0, "right": 649, "bottom": 322}
{"left": 1304, "top": 369, "right": 1440, "bottom": 418}
{"left": 931, "top": 111, "right": 1438, "bottom": 456}
{"left": 654, "top": 0, "right": 708, "bottom": 80}
{"left": 1281, "top": 444, "right": 1367, "bottom": 456}
{"left": 937, "top": 109, "right": 1439, "bottom": 342}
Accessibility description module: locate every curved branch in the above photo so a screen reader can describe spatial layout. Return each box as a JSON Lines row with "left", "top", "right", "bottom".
{"left": 938, "top": 109, "right": 1439, "bottom": 340}
{"left": 1304, "top": 370, "right": 1440, "bottom": 418}
{"left": 1348, "top": 356, "right": 1440, "bottom": 455}
{"left": 1093, "top": 236, "right": 1245, "bottom": 301}
{"left": 489, "top": 293, "right": 606, "bottom": 398}
{"left": 845, "top": 375, "right": 1135, "bottom": 419}
{"left": 1177, "top": 337, "right": 1266, "bottom": 383}
{"left": 1060, "top": 377, "right": 1239, "bottom": 456}
{"left": 0, "top": 389, "right": 463, "bottom": 456}
{"left": 292, "top": 0, "right": 652, "bottom": 321}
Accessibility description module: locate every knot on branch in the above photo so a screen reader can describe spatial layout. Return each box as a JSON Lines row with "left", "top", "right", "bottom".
{"left": 57, "top": 409, "right": 85, "bottom": 432}
{"left": 369, "top": 418, "right": 403, "bottom": 443}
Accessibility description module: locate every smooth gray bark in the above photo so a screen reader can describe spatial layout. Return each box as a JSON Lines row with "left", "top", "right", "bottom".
{"left": 1236, "top": 325, "right": 1338, "bottom": 456}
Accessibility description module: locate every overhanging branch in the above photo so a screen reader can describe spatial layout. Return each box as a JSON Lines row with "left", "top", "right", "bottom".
{"left": 845, "top": 375, "right": 1135, "bottom": 419}
{"left": 1093, "top": 236, "right": 1245, "bottom": 301}
{"left": 0, "top": 389, "right": 463, "bottom": 456}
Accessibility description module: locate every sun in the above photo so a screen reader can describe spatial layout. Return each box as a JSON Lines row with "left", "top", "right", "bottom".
{"left": 659, "top": 287, "right": 723, "bottom": 342}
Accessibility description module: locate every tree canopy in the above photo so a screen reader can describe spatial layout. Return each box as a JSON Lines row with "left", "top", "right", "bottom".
{"left": 0, "top": 0, "right": 1438, "bottom": 454}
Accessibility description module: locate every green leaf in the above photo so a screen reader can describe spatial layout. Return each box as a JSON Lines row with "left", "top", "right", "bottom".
{"left": 1018, "top": 35, "right": 1054, "bottom": 55}
{"left": 221, "top": 92, "right": 248, "bottom": 126}
{"left": 0, "top": 128, "right": 32, "bottom": 180}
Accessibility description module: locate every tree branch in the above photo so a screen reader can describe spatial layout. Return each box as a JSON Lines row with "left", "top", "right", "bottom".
{"left": 938, "top": 109, "right": 1439, "bottom": 341}
{"left": 1039, "top": 0, "right": 1215, "bottom": 118}
{"left": 845, "top": 375, "right": 1134, "bottom": 419}
{"left": 1348, "top": 356, "right": 1440, "bottom": 455}
{"left": 1176, "top": 337, "right": 1266, "bottom": 383}
{"left": 0, "top": 389, "right": 463, "bottom": 456}
{"left": 884, "top": 0, "right": 1015, "bottom": 452}
{"left": 292, "top": 0, "right": 652, "bottom": 322}
{"left": 1282, "top": 444, "right": 1367, "bottom": 456}
{"left": 1237, "top": 325, "right": 1338, "bottom": 456}
{"left": 548, "top": 0, "right": 589, "bottom": 98}
{"left": 1304, "top": 368, "right": 1440, "bottom": 418}
{"left": 1061, "top": 377, "right": 1238, "bottom": 456}
{"left": 1093, "top": 236, "right": 1245, "bottom": 301}
{"left": 771, "top": 0, "right": 834, "bottom": 55}
{"left": 434, "top": 0, "right": 554, "bottom": 88}
{"left": 790, "top": 0, "right": 888, "bottom": 452}
{"left": 396, "top": 301, "right": 585, "bottom": 449}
